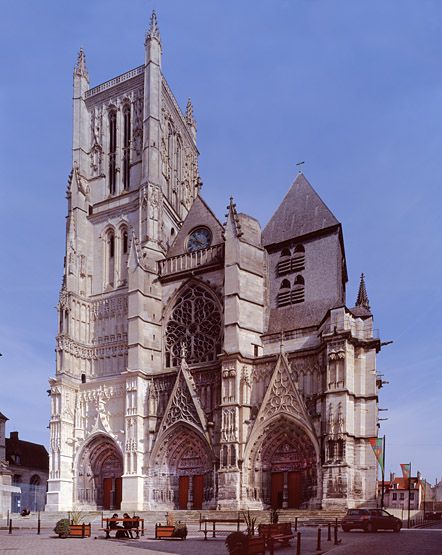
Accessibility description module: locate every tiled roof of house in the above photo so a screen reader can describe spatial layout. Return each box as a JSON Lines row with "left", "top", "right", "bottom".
{"left": 5, "top": 433, "right": 49, "bottom": 472}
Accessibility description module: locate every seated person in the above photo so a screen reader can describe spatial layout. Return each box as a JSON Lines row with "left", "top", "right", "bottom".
{"left": 123, "top": 512, "right": 134, "bottom": 538}
{"left": 109, "top": 513, "right": 120, "bottom": 530}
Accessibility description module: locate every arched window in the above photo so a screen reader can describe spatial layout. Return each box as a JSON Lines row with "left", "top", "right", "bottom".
{"left": 120, "top": 227, "right": 128, "bottom": 285}
{"left": 176, "top": 136, "right": 182, "bottom": 184}
{"left": 277, "top": 279, "right": 291, "bottom": 307}
{"left": 165, "top": 284, "right": 222, "bottom": 367}
{"left": 108, "top": 109, "right": 117, "bottom": 194}
{"left": 167, "top": 124, "right": 174, "bottom": 196}
{"left": 292, "top": 275, "right": 305, "bottom": 304}
{"left": 106, "top": 231, "right": 115, "bottom": 286}
{"left": 277, "top": 248, "right": 292, "bottom": 275}
{"left": 122, "top": 103, "right": 131, "bottom": 190}
{"left": 292, "top": 244, "right": 305, "bottom": 271}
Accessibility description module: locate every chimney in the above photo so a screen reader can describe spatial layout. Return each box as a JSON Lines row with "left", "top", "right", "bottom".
{"left": 10, "top": 431, "right": 19, "bottom": 441}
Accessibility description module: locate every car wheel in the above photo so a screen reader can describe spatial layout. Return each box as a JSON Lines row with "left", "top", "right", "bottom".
{"left": 342, "top": 526, "right": 350, "bottom": 532}
{"left": 394, "top": 523, "right": 401, "bottom": 533}
{"left": 365, "top": 523, "right": 375, "bottom": 533}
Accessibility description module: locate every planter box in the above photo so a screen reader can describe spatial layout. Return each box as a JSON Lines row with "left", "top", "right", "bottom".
{"left": 246, "top": 536, "right": 266, "bottom": 555}
{"left": 155, "top": 525, "right": 175, "bottom": 539}
{"left": 68, "top": 523, "right": 91, "bottom": 538}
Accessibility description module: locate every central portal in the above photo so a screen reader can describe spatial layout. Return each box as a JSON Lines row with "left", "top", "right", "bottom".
{"left": 76, "top": 435, "right": 123, "bottom": 510}
{"left": 150, "top": 424, "right": 213, "bottom": 509}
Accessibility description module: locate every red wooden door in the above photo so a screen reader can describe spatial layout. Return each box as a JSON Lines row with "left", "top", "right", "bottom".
{"left": 271, "top": 472, "right": 284, "bottom": 509}
{"left": 288, "top": 471, "right": 302, "bottom": 508}
{"left": 103, "top": 478, "right": 112, "bottom": 510}
{"left": 114, "top": 477, "right": 122, "bottom": 509}
{"left": 192, "top": 475, "right": 204, "bottom": 509}
{"left": 178, "top": 476, "right": 189, "bottom": 509}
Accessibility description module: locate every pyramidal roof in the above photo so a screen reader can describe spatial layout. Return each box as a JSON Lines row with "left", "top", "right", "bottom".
{"left": 262, "top": 173, "right": 339, "bottom": 247}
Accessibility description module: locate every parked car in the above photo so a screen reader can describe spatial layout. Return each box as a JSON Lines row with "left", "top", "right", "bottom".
{"left": 341, "top": 508, "right": 402, "bottom": 532}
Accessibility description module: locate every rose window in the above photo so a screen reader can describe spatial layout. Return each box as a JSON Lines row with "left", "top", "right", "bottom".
{"left": 165, "top": 285, "right": 222, "bottom": 367}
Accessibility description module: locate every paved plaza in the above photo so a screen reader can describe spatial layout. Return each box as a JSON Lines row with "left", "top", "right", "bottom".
{"left": 1, "top": 525, "right": 442, "bottom": 555}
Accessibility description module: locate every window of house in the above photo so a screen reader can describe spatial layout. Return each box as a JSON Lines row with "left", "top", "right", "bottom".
{"left": 400, "top": 493, "right": 405, "bottom": 500}
{"left": 30, "top": 475, "right": 41, "bottom": 486}
{"left": 410, "top": 493, "right": 415, "bottom": 500}
{"left": 392, "top": 493, "right": 397, "bottom": 500}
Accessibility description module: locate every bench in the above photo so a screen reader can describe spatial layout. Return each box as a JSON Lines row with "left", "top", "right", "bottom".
{"left": 200, "top": 516, "right": 245, "bottom": 540}
{"left": 155, "top": 524, "right": 186, "bottom": 540}
{"left": 101, "top": 517, "right": 144, "bottom": 539}
{"left": 258, "top": 523, "right": 293, "bottom": 551}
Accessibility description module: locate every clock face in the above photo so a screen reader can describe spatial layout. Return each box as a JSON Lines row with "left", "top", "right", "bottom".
{"left": 187, "top": 227, "right": 212, "bottom": 252}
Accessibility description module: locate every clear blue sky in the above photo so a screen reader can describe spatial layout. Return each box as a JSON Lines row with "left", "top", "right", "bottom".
{"left": 1, "top": 0, "right": 441, "bottom": 483}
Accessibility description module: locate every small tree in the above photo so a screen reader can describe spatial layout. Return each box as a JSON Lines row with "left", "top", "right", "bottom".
{"left": 54, "top": 518, "right": 70, "bottom": 538}
{"left": 242, "top": 509, "right": 257, "bottom": 536}
{"left": 225, "top": 531, "right": 247, "bottom": 555}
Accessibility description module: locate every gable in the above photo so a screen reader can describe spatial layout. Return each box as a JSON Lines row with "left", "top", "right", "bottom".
{"left": 255, "top": 354, "right": 313, "bottom": 428}
{"left": 167, "top": 195, "right": 224, "bottom": 257}
{"left": 158, "top": 357, "right": 209, "bottom": 443}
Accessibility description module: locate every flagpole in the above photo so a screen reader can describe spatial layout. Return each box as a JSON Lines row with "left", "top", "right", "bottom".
{"left": 381, "top": 435, "right": 386, "bottom": 509}
{"left": 407, "top": 461, "right": 412, "bottom": 528}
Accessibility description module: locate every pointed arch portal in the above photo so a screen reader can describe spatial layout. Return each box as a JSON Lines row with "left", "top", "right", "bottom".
{"left": 246, "top": 417, "right": 319, "bottom": 509}
{"left": 76, "top": 434, "right": 123, "bottom": 510}
{"left": 150, "top": 424, "right": 214, "bottom": 509}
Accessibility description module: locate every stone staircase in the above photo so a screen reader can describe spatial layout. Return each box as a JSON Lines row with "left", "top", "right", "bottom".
{"left": 3, "top": 509, "right": 346, "bottom": 530}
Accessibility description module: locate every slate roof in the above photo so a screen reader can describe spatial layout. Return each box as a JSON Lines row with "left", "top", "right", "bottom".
{"left": 266, "top": 299, "right": 343, "bottom": 333}
{"left": 6, "top": 433, "right": 49, "bottom": 472}
{"left": 262, "top": 173, "right": 339, "bottom": 247}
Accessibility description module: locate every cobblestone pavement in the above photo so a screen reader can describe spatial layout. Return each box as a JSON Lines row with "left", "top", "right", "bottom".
{"left": 325, "top": 528, "right": 442, "bottom": 555}
{"left": 3, "top": 526, "right": 441, "bottom": 555}
{"left": 0, "top": 526, "right": 336, "bottom": 555}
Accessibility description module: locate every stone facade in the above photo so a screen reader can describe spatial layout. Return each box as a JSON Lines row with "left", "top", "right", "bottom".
{"left": 47, "top": 12, "right": 382, "bottom": 512}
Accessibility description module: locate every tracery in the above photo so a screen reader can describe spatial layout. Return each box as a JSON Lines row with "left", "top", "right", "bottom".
{"left": 165, "top": 285, "right": 222, "bottom": 367}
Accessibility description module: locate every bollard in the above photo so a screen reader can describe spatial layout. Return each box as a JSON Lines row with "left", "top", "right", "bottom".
{"left": 316, "top": 526, "right": 321, "bottom": 551}
{"left": 37, "top": 512, "right": 41, "bottom": 535}
{"left": 296, "top": 531, "right": 301, "bottom": 555}
{"left": 327, "top": 521, "right": 331, "bottom": 541}
{"left": 6, "top": 510, "right": 9, "bottom": 528}
{"left": 295, "top": 516, "right": 298, "bottom": 531}
{"left": 82, "top": 523, "right": 85, "bottom": 538}
{"left": 334, "top": 523, "right": 341, "bottom": 545}
{"left": 9, "top": 518, "right": 12, "bottom": 535}
{"left": 101, "top": 511, "right": 104, "bottom": 528}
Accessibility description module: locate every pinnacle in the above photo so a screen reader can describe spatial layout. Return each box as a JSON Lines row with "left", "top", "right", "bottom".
{"left": 74, "top": 48, "right": 89, "bottom": 81}
{"left": 185, "top": 98, "right": 196, "bottom": 127}
{"left": 356, "top": 273, "right": 370, "bottom": 310}
{"left": 146, "top": 10, "right": 161, "bottom": 44}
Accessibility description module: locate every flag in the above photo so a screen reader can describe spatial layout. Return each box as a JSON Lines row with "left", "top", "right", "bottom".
{"left": 369, "top": 438, "right": 384, "bottom": 472}
{"left": 401, "top": 463, "right": 411, "bottom": 480}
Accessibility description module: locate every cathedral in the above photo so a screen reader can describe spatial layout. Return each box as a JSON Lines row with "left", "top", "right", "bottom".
{"left": 47, "top": 12, "right": 382, "bottom": 513}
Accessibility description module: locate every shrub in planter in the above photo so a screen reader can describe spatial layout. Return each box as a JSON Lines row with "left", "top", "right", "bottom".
{"left": 54, "top": 518, "right": 70, "bottom": 538}
{"left": 173, "top": 522, "right": 188, "bottom": 539}
{"left": 225, "top": 531, "right": 247, "bottom": 555}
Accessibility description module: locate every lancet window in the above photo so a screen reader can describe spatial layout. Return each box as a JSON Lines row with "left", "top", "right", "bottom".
{"left": 277, "top": 275, "right": 305, "bottom": 307}
{"left": 165, "top": 285, "right": 222, "bottom": 367}
{"left": 122, "top": 103, "right": 131, "bottom": 190}
{"left": 108, "top": 109, "right": 117, "bottom": 194}
{"left": 277, "top": 244, "right": 305, "bottom": 276}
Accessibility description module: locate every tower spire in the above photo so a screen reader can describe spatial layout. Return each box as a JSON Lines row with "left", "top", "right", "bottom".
{"left": 146, "top": 10, "right": 161, "bottom": 45}
{"left": 74, "top": 48, "right": 89, "bottom": 81}
{"left": 356, "top": 273, "right": 370, "bottom": 310}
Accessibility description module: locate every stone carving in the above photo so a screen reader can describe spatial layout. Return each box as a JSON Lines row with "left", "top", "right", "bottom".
{"left": 258, "top": 355, "right": 309, "bottom": 423}
{"left": 133, "top": 89, "right": 143, "bottom": 157}
{"left": 221, "top": 408, "right": 237, "bottom": 442}
{"left": 165, "top": 284, "right": 222, "bottom": 367}
{"left": 92, "top": 295, "right": 128, "bottom": 320}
